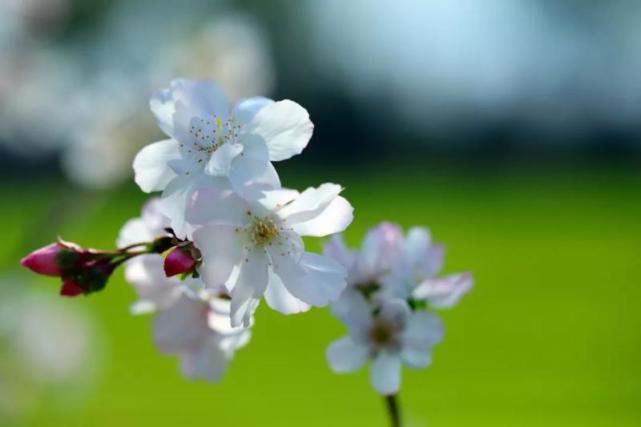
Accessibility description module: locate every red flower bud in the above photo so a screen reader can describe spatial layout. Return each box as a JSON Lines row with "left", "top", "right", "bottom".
{"left": 21, "top": 243, "right": 63, "bottom": 277}
{"left": 164, "top": 247, "right": 197, "bottom": 277}
{"left": 60, "top": 279, "right": 85, "bottom": 297}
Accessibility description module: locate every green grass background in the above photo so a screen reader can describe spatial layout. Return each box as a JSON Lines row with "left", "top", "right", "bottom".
{"left": 2, "top": 165, "right": 640, "bottom": 426}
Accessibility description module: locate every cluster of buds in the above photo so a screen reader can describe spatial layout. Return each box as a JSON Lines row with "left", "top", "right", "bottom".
{"left": 20, "top": 234, "right": 199, "bottom": 297}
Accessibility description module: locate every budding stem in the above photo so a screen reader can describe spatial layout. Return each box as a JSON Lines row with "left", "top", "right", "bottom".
{"left": 384, "top": 394, "right": 401, "bottom": 427}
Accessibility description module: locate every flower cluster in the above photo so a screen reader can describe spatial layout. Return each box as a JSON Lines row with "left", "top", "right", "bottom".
{"left": 23, "top": 78, "right": 354, "bottom": 381}
{"left": 20, "top": 77, "right": 473, "bottom": 419}
{"left": 324, "top": 223, "right": 472, "bottom": 395}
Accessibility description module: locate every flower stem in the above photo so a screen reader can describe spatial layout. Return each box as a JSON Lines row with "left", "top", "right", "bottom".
{"left": 385, "top": 394, "right": 401, "bottom": 427}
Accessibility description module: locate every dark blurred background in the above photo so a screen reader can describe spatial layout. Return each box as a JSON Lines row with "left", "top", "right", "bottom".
{"left": 0, "top": 1, "right": 639, "bottom": 426}
{"left": 2, "top": 0, "right": 641, "bottom": 182}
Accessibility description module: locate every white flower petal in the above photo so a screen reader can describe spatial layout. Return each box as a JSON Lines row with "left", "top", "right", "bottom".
{"left": 193, "top": 225, "right": 244, "bottom": 289}
{"left": 400, "top": 346, "right": 432, "bottom": 369}
{"left": 401, "top": 311, "right": 443, "bottom": 369}
{"left": 248, "top": 99, "right": 313, "bottom": 161}
{"left": 153, "top": 296, "right": 210, "bottom": 353}
{"left": 412, "top": 273, "right": 473, "bottom": 308}
{"left": 173, "top": 80, "right": 229, "bottom": 119}
{"left": 186, "top": 177, "right": 247, "bottom": 227}
{"left": 277, "top": 183, "right": 342, "bottom": 224}
{"left": 357, "top": 223, "right": 403, "bottom": 279}
{"left": 229, "top": 134, "right": 281, "bottom": 198}
{"left": 218, "top": 329, "right": 252, "bottom": 355}
{"left": 133, "top": 139, "right": 180, "bottom": 193}
{"left": 256, "top": 188, "right": 300, "bottom": 212}
{"left": 264, "top": 267, "right": 311, "bottom": 314}
{"left": 232, "top": 97, "right": 274, "bottom": 124}
{"left": 370, "top": 352, "right": 402, "bottom": 395}
{"left": 154, "top": 80, "right": 230, "bottom": 132}
{"left": 167, "top": 158, "right": 199, "bottom": 176}
{"left": 423, "top": 244, "right": 445, "bottom": 277}
{"left": 180, "top": 337, "right": 228, "bottom": 382}
{"left": 208, "top": 300, "right": 249, "bottom": 335}
{"left": 326, "top": 336, "right": 369, "bottom": 373}
{"left": 405, "top": 227, "right": 431, "bottom": 256}
{"left": 117, "top": 218, "right": 152, "bottom": 248}
{"left": 150, "top": 87, "right": 177, "bottom": 137}
{"left": 204, "top": 142, "right": 244, "bottom": 176}
{"left": 271, "top": 251, "right": 346, "bottom": 307}
{"left": 124, "top": 255, "right": 182, "bottom": 311}
{"left": 402, "top": 311, "right": 444, "bottom": 349}
{"left": 229, "top": 249, "right": 268, "bottom": 327}
{"left": 290, "top": 196, "right": 353, "bottom": 237}
{"left": 402, "top": 227, "right": 435, "bottom": 272}
{"left": 330, "top": 290, "right": 373, "bottom": 343}
{"left": 323, "top": 234, "right": 355, "bottom": 270}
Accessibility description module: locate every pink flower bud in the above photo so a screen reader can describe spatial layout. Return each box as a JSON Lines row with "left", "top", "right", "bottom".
{"left": 60, "top": 279, "right": 85, "bottom": 297}
{"left": 21, "top": 243, "right": 63, "bottom": 277}
{"left": 164, "top": 247, "right": 197, "bottom": 277}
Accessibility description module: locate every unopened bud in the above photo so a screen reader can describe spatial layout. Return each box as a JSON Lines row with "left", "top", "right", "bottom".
{"left": 164, "top": 247, "right": 197, "bottom": 277}
{"left": 21, "top": 243, "right": 63, "bottom": 276}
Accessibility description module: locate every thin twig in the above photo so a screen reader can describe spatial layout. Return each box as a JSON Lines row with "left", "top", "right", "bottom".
{"left": 385, "top": 394, "right": 401, "bottom": 427}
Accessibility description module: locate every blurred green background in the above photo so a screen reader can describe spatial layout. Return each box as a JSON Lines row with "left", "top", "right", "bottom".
{"left": 3, "top": 163, "right": 639, "bottom": 426}
{"left": 2, "top": 0, "right": 641, "bottom": 425}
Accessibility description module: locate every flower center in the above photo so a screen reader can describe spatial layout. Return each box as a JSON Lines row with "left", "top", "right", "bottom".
{"left": 368, "top": 320, "right": 399, "bottom": 347}
{"left": 356, "top": 281, "right": 380, "bottom": 299}
{"left": 187, "top": 115, "right": 240, "bottom": 157}
{"left": 249, "top": 217, "right": 280, "bottom": 247}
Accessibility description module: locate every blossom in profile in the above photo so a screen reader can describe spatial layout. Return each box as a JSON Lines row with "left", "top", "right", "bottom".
{"left": 190, "top": 181, "right": 353, "bottom": 327}
{"left": 326, "top": 295, "right": 443, "bottom": 395}
{"left": 153, "top": 293, "right": 251, "bottom": 382}
{"left": 118, "top": 198, "right": 249, "bottom": 381}
{"left": 117, "top": 198, "right": 182, "bottom": 314}
{"left": 389, "top": 227, "right": 473, "bottom": 307}
{"left": 324, "top": 222, "right": 404, "bottom": 318}
{"left": 133, "top": 78, "right": 314, "bottom": 236}
{"left": 326, "top": 224, "right": 472, "bottom": 311}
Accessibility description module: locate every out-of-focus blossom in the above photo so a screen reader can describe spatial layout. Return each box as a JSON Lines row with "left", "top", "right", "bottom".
{"left": 388, "top": 227, "right": 472, "bottom": 307}
{"left": 117, "top": 198, "right": 182, "bottom": 314}
{"left": 153, "top": 293, "right": 251, "bottom": 382}
{"left": 326, "top": 296, "right": 443, "bottom": 395}
{"left": 163, "top": 16, "right": 275, "bottom": 102}
{"left": 0, "top": 281, "right": 101, "bottom": 421}
{"left": 326, "top": 224, "right": 472, "bottom": 312}
{"left": 325, "top": 223, "right": 471, "bottom": 395}
{"left": 324, "top": 223, "right": 403, "bottom": 317}
{"left": 118, "top": 197, "right": 250, "bottom": 381}
{"left": 0, "top": 0, "right": 276, "bottom": 190}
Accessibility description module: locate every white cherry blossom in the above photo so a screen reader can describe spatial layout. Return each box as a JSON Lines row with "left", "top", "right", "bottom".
{"left": 190, "top": 181, "right": 353, "bottom": 327}
{"left": 133, "top": 78, "right": 314, "bottom": 237}
{"left": 326, "top": 295, "right": 443, "bottom": 395}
